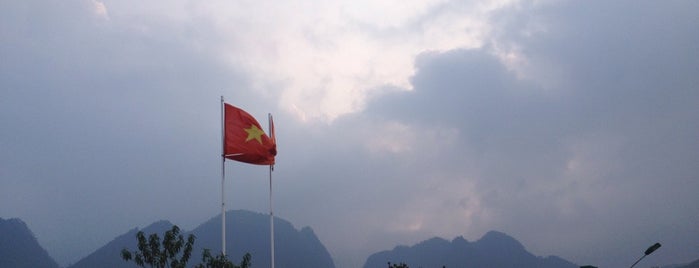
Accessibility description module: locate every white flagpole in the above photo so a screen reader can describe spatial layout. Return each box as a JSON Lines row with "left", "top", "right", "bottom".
{"left": 268, "top": 113, "right": 275, "bottom": 268}
{"left": 221, "top": 96, "right": 226, "bottom": 255}
{"left": 269, "top": 164, "right": 275, "bottom": 268}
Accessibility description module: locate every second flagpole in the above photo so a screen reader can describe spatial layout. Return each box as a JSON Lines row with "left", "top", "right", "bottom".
{"left": 221, "top": 96, "right": 226, "bottom": 255}
{"left": 269, "top": 164, "right": 275, "bottom": 268}
{"left": 268, "top": 113, "right": 275, "bottom": 268}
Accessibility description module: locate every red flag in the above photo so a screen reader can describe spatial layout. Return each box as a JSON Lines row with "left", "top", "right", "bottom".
{"left": 224, "top": 103, "right": 276, "bottom": 165}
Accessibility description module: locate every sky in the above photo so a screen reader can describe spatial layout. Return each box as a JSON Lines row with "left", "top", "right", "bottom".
{"left": 1, "top": 0, "right": 698, "bottom": 267}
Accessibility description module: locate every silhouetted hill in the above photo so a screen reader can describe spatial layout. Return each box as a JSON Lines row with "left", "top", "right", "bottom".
{"left": 677, "top": 258, "right": 699, "bottom": 268}
{"left": 68, "top": 220, "right": 173, "bottom": 268}
{"left": 0, "top": 217, "right": 59, "bottom": 268}
{"left": 69, "top": 210, "right": 334, "bottom": 268}
{"left": 363, "top": 230, "right": 578, "bottom": 268}
{"left": 190, "top": 210, "right": 335, "bottom": 268}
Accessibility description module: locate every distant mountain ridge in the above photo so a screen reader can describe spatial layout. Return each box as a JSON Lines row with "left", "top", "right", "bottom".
{"left": 68, "top": 210, "right": 335, "bottom": 268}
{"left": 0, "top": 217, "right": 60, "bottom": 268}
{"left": 189, "top": 210, "right": 335, "bottom": 268}
{"left": 68, "top": 220, "right": 173, "bottom": 268}
{"left": 4, "top": 215, "right": 697, "bottom": 268}
{"left": 363, "top": 230, "right": 578, "bottom": 268}
{"left": 676, "top": 258, "right": 699, "bottom": 268}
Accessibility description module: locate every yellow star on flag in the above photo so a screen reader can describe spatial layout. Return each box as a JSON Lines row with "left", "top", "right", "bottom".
{"left": 244, "top": 124, "right": 265, "bottom": 144}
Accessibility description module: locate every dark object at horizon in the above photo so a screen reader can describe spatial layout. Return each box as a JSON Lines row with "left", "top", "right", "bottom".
{"left": 580, "top": 266, "right": 598, "bottom": 268}
{"left": 645, "top": 243, "right": 661, "bottom": 255}
{"left": 630, "top": 242, "right": 662, "bottom": 268}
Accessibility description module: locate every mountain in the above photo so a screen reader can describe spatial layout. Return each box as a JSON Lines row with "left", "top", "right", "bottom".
{"left": 69, "top": 210, "right": 334, "bottom": 268}
{"left": 0, "top": 217, "right": 60, "bottom": 268}
{"left": 363, "top": 230, "right": 578, "bottom": 268}
{"left": 69, "top": 220, "right": 174, "bottom": 268}
{"left": 189, "top": 210, "right": 335, "bottom": 268}
{"left": 677, "top": 258, "right": 699, "bottom": 268}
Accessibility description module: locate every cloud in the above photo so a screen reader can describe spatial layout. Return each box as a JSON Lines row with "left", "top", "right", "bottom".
{"left": 1, "top": 0, "right": 256, "bottom": 263}
{"left": 161, "top": 0, "right": 521, "bottom": 122}
{"left": 352, "top": 1, "right": 699, "bottom": 267}
{"left": 90, "top": 0, "right": 109, "bottom": 20}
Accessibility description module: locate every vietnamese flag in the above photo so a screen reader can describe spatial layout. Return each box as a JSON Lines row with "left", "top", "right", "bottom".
{"left": 224, "top": 103, "right": 276, "bottom": 165}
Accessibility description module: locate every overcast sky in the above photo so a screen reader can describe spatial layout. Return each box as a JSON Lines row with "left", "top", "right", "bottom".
{"left": 1, "top": 0, "right": 698, "bottom": 267}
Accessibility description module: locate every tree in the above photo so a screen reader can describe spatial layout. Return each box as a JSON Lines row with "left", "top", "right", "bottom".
{"left": 194, "top": 249, "right": 251, "bottom": 268}
{"left": 121, "top": 225, "right": 195, "bottom": 268}
{"left": 121, "top": 225, "right": 251, "bottom": 268}
{"left": 387, "top": 262, "right": 446, "bottom": 268}
{"left": 388, "top": 262, "right": 409, "bottom": 268}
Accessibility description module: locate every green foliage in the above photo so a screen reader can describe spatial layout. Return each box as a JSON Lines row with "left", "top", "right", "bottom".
{"left": 194, "top": 249, "right": 251, "bottom": 268}
{"left": 121, "top": 224, "right": 251, "bottom": 268}
{"left": 121, "top": 225, "right": 195, "bottom": 268}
